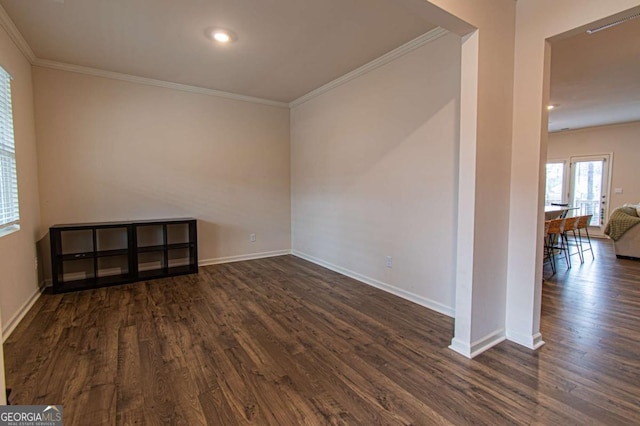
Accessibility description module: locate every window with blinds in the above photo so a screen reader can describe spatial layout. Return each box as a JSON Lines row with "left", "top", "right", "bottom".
{"left": 0, "top": 66, "right": 20, "bottom": 232}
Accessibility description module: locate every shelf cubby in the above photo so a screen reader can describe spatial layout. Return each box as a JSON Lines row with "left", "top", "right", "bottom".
{"left": 167, "top": 223, "right": 190, "bottom": 244}
{"left": 60, "top": 257, "right": 95, "bottom": 283}
{"left": 96, "top": 227, "right": 128, "bottom": 252}
{"left": 136, "top": 225, "right": 165, "bottom": 248}
{"left": 50, "top": 218, "right": 197, "bottom": 293}
{"left": 137, "top": 251, "right": 165, "bottom": 273}
{"left": 60, "top": 229, "right": 94, "bottom": 255}
{"left": 97, "top": 255, "right": 130, "bottom": 278}
{"left": 168, "top": 247, "right": 191, "bottom": 268}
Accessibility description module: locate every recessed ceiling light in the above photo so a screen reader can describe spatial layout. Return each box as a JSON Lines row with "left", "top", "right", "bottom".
{"left": 214, "top": 32, "right": 230, "bottom": 43}
{"left": 205, "top": 27, "right": 237, "bottom": 44}
{"left": 547, "top": 105, "right": 556, "bottom": 110}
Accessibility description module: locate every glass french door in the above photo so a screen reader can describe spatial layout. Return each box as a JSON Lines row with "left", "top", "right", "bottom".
{"left": 569, "top": 155, "right": 610, "bottom": 230}
{"left": 545, "top": 154, "right": 611, "bottom": 232}
{"left": 544, "top": 160, "right": 568, "bottom": 206}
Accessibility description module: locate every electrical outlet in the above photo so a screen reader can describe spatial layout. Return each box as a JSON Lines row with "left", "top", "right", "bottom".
{"left": 386, "top": 256, "right": 392, "bottom": 268}
{"left": 250, "top": 233, "right": 256, "bottom": 242}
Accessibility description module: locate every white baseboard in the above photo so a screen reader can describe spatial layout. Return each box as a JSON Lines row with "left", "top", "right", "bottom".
{"left": 449, "top": 328, "right": 506, "bottom": 359}
{"left": 291, "top": 250, "right": 454, "bottom": 318}
{"left": 448, "top": 338, "right": 472, "bottom": 358}
{"left": 37, "top": 251, "right": 292, "bottom": 289}
{"left": 506, "top": 329, "right": 545, "bottom": 350}
{"left": 199, "top": 250, "right": 291, "bottom": 267}
{"left": 2, "top": 287, "right": 44, "bottom": 342}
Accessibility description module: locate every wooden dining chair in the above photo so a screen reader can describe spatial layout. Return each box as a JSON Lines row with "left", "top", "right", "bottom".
{"left": 545, "top": 218, "right": 570, "bottom": 272}
{"left": 561, "top": 216, "right": 582, "bottom": 263}
{"left": 543, "top": 220, "right": 555, "bottom": 275}
{"left": 576, "top": 214, "right": 595, "bottom": 261}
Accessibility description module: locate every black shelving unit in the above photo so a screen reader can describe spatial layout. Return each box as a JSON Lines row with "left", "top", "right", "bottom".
{"left": 50, "top": 218, "right": 197, "bottom": 293}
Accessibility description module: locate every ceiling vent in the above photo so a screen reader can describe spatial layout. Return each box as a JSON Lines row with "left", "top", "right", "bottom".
{"left": 586, "top": 11, "right": 640, "bottom": 34}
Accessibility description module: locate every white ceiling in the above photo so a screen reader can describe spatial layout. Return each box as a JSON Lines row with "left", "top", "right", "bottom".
{"left": 549, "top": 15, "right": 640, "bottom": 132}
{"left": 0, "top": 0, "right": 438, "bottom": 103}
{"left": 4, "top": 0, "right": 636, "bottom": 130}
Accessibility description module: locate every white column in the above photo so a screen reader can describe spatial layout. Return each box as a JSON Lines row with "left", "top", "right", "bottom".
{"left": 449, "top": 30, "right": 479, "bottom": 358}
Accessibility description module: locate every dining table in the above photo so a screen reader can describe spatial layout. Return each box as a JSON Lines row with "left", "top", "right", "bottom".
{"left": 544, "top": 205, "right": 579, "bottom": 220}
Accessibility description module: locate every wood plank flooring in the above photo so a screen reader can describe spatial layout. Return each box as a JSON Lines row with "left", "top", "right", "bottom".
{"left": 4, "top": 239, "right": 640, "bottom": 424}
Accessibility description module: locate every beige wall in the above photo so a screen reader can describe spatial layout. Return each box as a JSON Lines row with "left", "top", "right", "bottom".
{"left": 291, "top": 33, "right": 461, "bottom": 315}
{"left": 0, "top": 22, "right": 41, "bottom": 335}
{"left": 0, "top": 15, "right": 41, "bottom": 401}
{"left": 548, "top": 122, "right": 640, "bottom": 214}
{"left": 507, "top": 0, "right": 640, "bottom": 349}
{"left": 33, "top": 67, "right": 291, "bottom": 274}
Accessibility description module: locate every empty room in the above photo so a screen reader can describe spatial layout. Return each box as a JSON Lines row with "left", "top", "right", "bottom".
{"left": 0, "top": 0, "right": 639, "bottom": 424}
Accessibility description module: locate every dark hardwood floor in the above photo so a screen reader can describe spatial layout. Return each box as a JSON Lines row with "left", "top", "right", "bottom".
{"left": 4, "top": 239, "right": 640, "bottom": 425}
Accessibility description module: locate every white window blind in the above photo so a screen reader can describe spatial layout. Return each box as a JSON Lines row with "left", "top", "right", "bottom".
{"left": 0, "top": 66, "right": 19, "bottom": 230}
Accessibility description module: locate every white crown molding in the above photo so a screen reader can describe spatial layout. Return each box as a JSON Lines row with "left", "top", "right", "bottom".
{"left": 289, "top": 26, "right": 449, "bottom": 108}
{"left": 0, "top": 3, "right": 287, "bottom": 108}
{"left": 0, "top": 4, "right": 36, "bottom": 63}
{"left": 32, "top": 58, "right": 289, "bottom": 108}
{"left": 2, "top": 5, "right": 446, "bottom": 110}
{"left": 0, "top": 5, "right": 289, "bottom": 108}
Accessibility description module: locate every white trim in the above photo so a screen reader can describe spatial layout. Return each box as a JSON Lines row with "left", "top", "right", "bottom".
{"left": 199, "top": 249, "right": 291, "bottom": 267}
{"left": 549, "top": 119, "right": 640, "bottom": 134}
{"left": 33, "top": 59, "right": 289, "bottom": 108}
{"left": 448, "top": 338, "right": 472, "bottom": 358}
{"left": 531, "top": 333, "right": 545, "bottom": 350}
{"left": 0, "top": 4, "right": 36, "bottom": 63}
{"left": 292, "top": 250, "right": 454, "bottom": 318}
{"left": 38, "top": 252, "right": 291, "bottom": 288}
{"left": 2, "top": 287, "right": 43, "bottom": 342}
{"left": 449, "top": 328, "right": 506, "bottom": 359}
{"left": 0, "top": 223, "right": 20, "bottom": 238}
{"left": 506, "top": 330, "right": 545, "bottom": 350}
{"left": 289, "top": 27, "right": 449, "bottom": 108}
